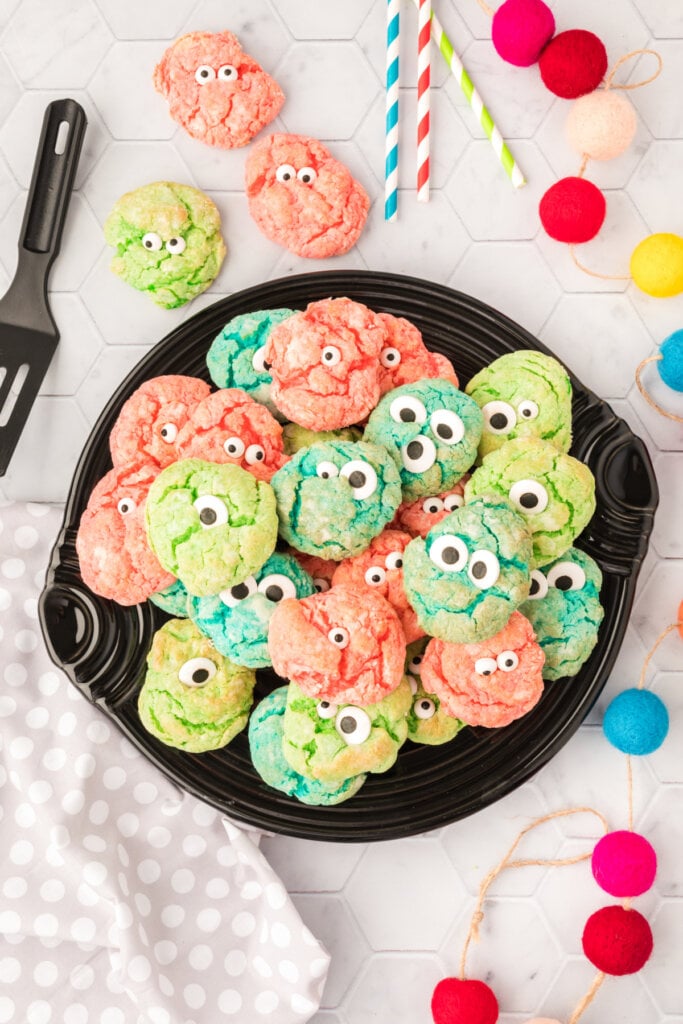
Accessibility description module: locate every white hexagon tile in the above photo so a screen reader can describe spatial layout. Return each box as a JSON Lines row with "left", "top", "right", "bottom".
{"left": 0, "top": 2, "right": 682, "bottom": 1023}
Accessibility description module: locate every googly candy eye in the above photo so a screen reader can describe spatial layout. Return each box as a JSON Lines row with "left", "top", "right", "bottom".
{"left": 297, "top": 166, "right": 317, "bottom": 184}
{"left": 275, "top": 164, "right": 296, "bottom": 183}
{"left": 407, "top": 675, "right": 419, "bottom": 695}
{"left": 257, "top": 573, "right": 297, "bottom": 603}
{"left": 316, "top": 461, "right": 339, "bottom": 480}
{"left": 443, "top": 492, "right": 464, "bottom": 512}
{"left": 497, "top": 650, "right": 519, "bottom": 672}
{"left": 220, "top": 577, "right": 258, "bottom": 607}
{"left": 195, "top": 65, "right": 216, "bottom": 84}
{"left": 401, "top": 435, "right": 436, "bottom": 473}
{"left": 178, "top": 657, "right": 217, "bottom": 686}
{"left": 245, "top": 444, "right": 265, "bottom": 465}
{"left": 482, "top": 400, "right": 516, "bottom": 434}
{"left": 364, "top": 565, "right": 386, "bottom": 586}
{"left": 413, "top": 697, "right": 436, "bottom": 720}
{"left": 385, "top": 551, "right": 404, "bottom": 570}
{"left": 509, "top": 479, "right": 549, "bottom": 514}
{"left": 339, "top": 460, "right": 377, "bottom": 500}
{"left": 328, "top": 626, "right": 349, "bottom": 648}
{"left": 429, "top": 534, "right": 468, "bottom": 572}
{"left": 547, "top": 561, "right": 586, "bottom": 591}
{"left": 313, "top": 577, "right": 330, "bottom": 593}
{"left": 335, "top": 706, "right": 372, "bottom": 745}
{"left": 389, "top": 395, "right": 428, "bottom": 425}
{"left": 474, "top": 657, "right": 497, "bottom": 676}
{"left": 408, "top": 654, "right": 423, "bottom": 674}
{"left": 223, "top": 436, "right": 245, "bottom": 458}
{"left": 518, "top": 399, "right": 539, "bottom": 421}
{"left": 430, "top": 409, "right": 465, "bottom": 446}
{"left": 160, "top": 422, "right": 178, "bottom": 443}
{"left": 528, "top": 569, "right": 549, "bottom": 600}
{"left": 193, "top": 495, "right": 229, "bottom": 528}
{"left": 252, "top": 347, "right": 268, "bottom": 373}
{"left": 468, "top": 550, "right": 500, "bottom": 589}
{"left": 142, "top": 232, "right": 162, "bottom": 251}
{"left": 165, "top": 237, "right": 186, "bottom": 255}
{"left": 316, "top": 700, "right": 338, "bottom": 720}
{"left": 422, "top": 496, "right": 444, "bottom": 514}
{"left": 117, "top": 497, "right": 136, "bottom": 515}
{"left": 380, "top": 347, "right": 402, "bottom": 368}
{"left": 217, "top": 64, "right": 238, "bottom": 81}
{"left": 321, "top": 345, "right": 341, "bottom": 367}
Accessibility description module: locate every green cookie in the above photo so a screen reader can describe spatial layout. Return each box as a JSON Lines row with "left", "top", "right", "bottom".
{"left": 282, "top": 423, "right": 363, "bottom": 456}
{"left": 404, "top": 640, "right": 465, "bottom": 745}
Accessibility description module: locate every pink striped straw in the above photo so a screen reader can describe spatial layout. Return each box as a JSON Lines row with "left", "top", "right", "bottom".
{"left": 417, "top": 0, "right": 431, "bottom": 201}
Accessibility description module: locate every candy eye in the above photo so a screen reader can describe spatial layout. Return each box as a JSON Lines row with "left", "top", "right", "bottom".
{"left": 316, "top": 461, "right": 339, "bottom": 480}
{"left": 468, "top": 550, "right": 500, "bottom": 590}
{"left": 518, "top": 399, "right": 539, "bottom": 421}
{"left": 429, "top": 534, "right": 468, "bottom": 572}
{"left": 276, "top": 164, "right": 296, "bottom": 183}
{"left": 321, "top": 346, "right": 341, "bottom": 367}
{"left": 547, "top": 561, "right": 586, "bottom": 592}
{"left": 482, "top": 400, "right": 516, "bottom": 435}
{"left": 219, "top": 577, "right": 258, "bottom": 607}
{"left": 328, "top": 627, "right": 349, "bottom": 649}
{"left": 178, "top": 657, "right": 217, "bottom": 687}
{"left": 430, "top": 409, "right": 465, "bottom": 446}
{"left": 422, "top": 497, "right": 444, "bottom": 514}
{"left": 408, "top": 654, "right": 423, "bottom": 674}
{"left": 297, "top": 166, "right": 317, "bottom": 184}
{"left": 335, "top": 706, "right": 371, "bottom": 745}
{"left": 407, "top": 675, "right": 419, "bottom": 695}
{"left": 142, "top": 232, "right": 162, "bottom": 251}
{"left": 497, "top": 650, "right": 519, "bottom": 672}
{"left": 401, "top": 435, "right": 436, "bottom": 473}
{"left": 223, "top": 436, "right": 245, "bottom": 458}
{"left": 193, "top": 495, "right": 229, "bottom": 528}
{"left": 313, "top": 577, "right": 330, "bottom": 593}
{"left": 160, "top": 422, "right": 178, "bottom": 443}
{"left": 257, "top": 573, "right": 297, "bottom": 603}
{"left": 443, "top": 492, "right": 464, "bottom": 512}
{"left": 389, "top": 395, "right": 427, "bottom": 425}
{"left": 316, "top": 700, "right": 338, "bottom": 720}
{"left": 165, "top": 236, "right": 186, "bottom": 255}
{"left": 527, "top": 570, "right": 549, "bottom": 600}
{"left": 117, "top": 497, "right": 136, "bottom": 515}
{"left": 217, "top": 64, "right": 238, "bottom": 81}
{"left": 364, "top": 565, "right": 386, "bottom": 587}
{"left": 340, "top": 460, "right": 377, "bottom": 500}
{"left": 385, "top": 551, "right": 404, "bottom": 571}
{"left": 245, "top": 444, "right": 265, "bottom": 465}
{"left": 474, "top": 657, "right": 497, "bottom": 677}
{"left": 380, "top": 347, "right": 402, "bottom": 368}
{"left": 252, "top": 347, "right": 268, "bottom": 373}
{"left": 509, "top": 479, "right": 549, "bottom": 514}
{"left": 414, "top": 697, "right": 436, "bottom": 720}
{"left": 195, "top": 65, "right": 216, "bottom": 84}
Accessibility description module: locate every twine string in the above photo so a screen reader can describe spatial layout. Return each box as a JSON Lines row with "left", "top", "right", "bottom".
{"left": 635, "top": 356, "right": 683, "bottom": 423}
{"left": 604, "top": 48, "right": 663, "bottom": 91}
{"left": 474, "top": 0, "right": 495, "bottom": 16}
{"left": 568, "top": 246, "right": 631, "bottom": 281}
{"left": 568, "top": 971, "right": 607, "bottom": 1024}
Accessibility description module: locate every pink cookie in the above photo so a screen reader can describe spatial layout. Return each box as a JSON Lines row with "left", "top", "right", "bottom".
{"left": 376, "top": 313, "right": 459, "bottom": 394}
{"left": 110, "top": 375, "right": 210, "bottom": 471}
{"left": 265, "top": 297, "right": 386, "bottom": 430}
{"left": 332, "top": 529, "right": 424, "bottom": 643}
{"left": 153, "top": 31, "right": 284, "bottom": 148}
{"left": 177, "top": 387, "right": 288, "bottom": 482}
{"left": 76, "top": 463, "right": 175, "bottom": 606}
{"left": 290, "top": 552, "right": 337, "bottom": 593}
{"left": 421, "top": 611, "right": 545, "bottom": 727}
{"left": 268, "top": 584, "right": 406, "bottom": 706}
{"left": 394, "top": 478, "right": 469, "bottom": 538}
{"left": 245, "top": 133, "right": 369, "bottom": 258}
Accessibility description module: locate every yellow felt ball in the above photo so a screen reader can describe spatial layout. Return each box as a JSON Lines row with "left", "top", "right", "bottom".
{"left": 631, "top": 233, "right": 683, "bottom": 297}
{"left": 566, "top": 89, "right": 637, "bottom": 161}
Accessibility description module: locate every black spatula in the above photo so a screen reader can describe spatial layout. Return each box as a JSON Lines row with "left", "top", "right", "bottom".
{"left": 0, "top": 98, "right": 87, "bottom": 476}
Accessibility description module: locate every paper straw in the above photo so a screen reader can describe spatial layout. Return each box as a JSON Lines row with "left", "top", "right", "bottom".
{"left": 416, "top": 1, "right": 526, "bottom": 189}
{"left": 385, "top": 0, "right": 400, "bottom": 221}
{"left": 417, "top": 0, "right": 431, "bottom": 201}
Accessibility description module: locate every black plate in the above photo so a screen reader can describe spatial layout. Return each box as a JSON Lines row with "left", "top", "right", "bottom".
{"left": 39, "top": 271, "right": 657, "bottom": 841}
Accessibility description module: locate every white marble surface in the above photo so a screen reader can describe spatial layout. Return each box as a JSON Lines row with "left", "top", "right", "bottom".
{"left": 0, "top": 1, "right": 682, "bottom": 1021}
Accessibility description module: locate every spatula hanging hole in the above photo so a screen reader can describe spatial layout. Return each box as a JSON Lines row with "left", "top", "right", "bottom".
{"left": 54, "top": 120, "right": 70, "bottom": 156}
{"left": 0, "top": 363, "right": 29, "bottom": 427}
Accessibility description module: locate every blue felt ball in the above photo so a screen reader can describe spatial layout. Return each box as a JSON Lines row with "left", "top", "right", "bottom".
{"left": 603, "top": 688, "right": 669, "bottom": 755}
{"left": 658, "top": 329, "right": 683, "bottom": 392}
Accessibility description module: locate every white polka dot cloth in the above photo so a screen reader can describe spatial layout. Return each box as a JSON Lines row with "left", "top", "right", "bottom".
{"left": 0, "top": 501, "right": 330, "bottom": 1024}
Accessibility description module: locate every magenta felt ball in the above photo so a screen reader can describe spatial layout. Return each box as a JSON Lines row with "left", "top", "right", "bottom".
{"left": 592, "top": 831, "right": 657, "bottom": 897}
{"left": 582, "top": 905, "right": 653, "bottom": 975}
{"left": 491, "top": 0, "right": 555, "bottom": 67}
{"left": 431, "top": 978, "right": 499, "bottom": 1024}
{"left": 539, "top": 177, "right": 606, "bottom": 243}
{"left": 539, "top": 30, "right": 608, "bottom": 98}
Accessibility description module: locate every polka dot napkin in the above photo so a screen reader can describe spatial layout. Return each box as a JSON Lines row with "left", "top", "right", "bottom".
{"left": 0, "top": 501, "right": 330, "bottom": 1024}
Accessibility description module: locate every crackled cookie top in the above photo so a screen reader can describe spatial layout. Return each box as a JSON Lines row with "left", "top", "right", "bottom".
{"left": 404, "top": 640, "right": 466, "bottom": 745}
{"left": 110, "top": 375, "right": 210, "bottom": 471}
{"left": 376, "top": 313, "right": 459, "bottom": 394}
{"left": 394, "top": 478, "right": 468, "bottom": 538}
{"left": 206, "top": 309, "right": 295, "bottom": 416}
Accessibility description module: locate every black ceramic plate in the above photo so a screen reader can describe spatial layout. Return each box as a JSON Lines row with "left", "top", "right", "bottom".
{"left": 39, "top": 271, "right": 657, "bottom": 841}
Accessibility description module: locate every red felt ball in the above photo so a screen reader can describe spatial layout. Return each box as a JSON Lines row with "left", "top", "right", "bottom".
{"left": 539, "top": 30, "right": 608, "bottom": 99}
{"left": 491, "top": 0, "right": 556, "bottom": 67}
{"left": 539, "top": 176, "right": 606, "bottom": 243}
{"left": 432, "top": 978, "right": 499, "bottom": 1024}
{"left": 582, "top": 905, "right": 653, "bottom": 976}
{"left": 592, "top": 831, "right": 657, "bottom": 897}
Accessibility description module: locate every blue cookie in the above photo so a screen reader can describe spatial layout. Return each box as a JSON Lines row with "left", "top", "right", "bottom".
{"left": 206, "top": 309, "right": 295, "bottom": 417}
{"left": 149, "top": 578, "right": 190, "bottom": 617}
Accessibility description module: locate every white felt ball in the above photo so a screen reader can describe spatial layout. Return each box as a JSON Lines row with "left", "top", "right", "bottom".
{"left": 566, "top": 89, "right": 637, "bottom": 161}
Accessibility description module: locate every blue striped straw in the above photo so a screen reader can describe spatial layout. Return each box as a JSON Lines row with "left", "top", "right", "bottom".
{"left": 385, "top": 0, "right": 400, "bottom": 221}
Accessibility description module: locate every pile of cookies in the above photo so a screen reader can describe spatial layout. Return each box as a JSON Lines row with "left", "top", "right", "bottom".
{"left": 75, "top": 297, "right": 604, "bottom": 806}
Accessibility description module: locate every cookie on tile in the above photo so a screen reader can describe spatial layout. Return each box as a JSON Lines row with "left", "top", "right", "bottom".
{"left": 110, "top": 375, "right": 210, "bottom": 471}
{"left": 404, "top": 640, "right": 466, "bottom": 745}
{"left": 376, "top": 313, "right": 459, "bottom": 394}
{"left": 394, "top": 479, "right": 468, "bottom": 538}
{"left": 206, "top": 309, "right": 295, "bottom": 417}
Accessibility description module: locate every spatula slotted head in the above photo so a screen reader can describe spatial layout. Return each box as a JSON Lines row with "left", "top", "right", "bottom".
{"left": 0, "top": 322, "right": 59, "bottom": 476}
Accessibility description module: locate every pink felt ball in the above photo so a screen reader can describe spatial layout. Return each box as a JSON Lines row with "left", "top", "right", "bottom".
{"left": 566, "top": 90, "right": 638, "bottom": 161}
{"left": 592, "top": 831, "right": 657, "bottom": 897}
{"left": 582, "top": 905, "right": 653, "bottom": 976}
{"left": 539, "top": 29, "right": 608, "bottom": 98}
{"left": 539, "top": 176, "right": 606, "bottom": 243}
{"left": 491, "top": 0, "right": 555, "bottom": 67}
{"left": 431, "top": 978, "right": 499, "bottom": 1024}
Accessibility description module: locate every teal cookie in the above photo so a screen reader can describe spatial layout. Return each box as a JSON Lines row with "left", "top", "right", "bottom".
{"left": 187, "top": 551, "right": 315, "bottom": 668}
{"left": 150, "top": 578, "right": 190, "bottom": 617}
{"left": 402, "top": 497, "right": 533, "bottom": 644}
{"left": 464, "top": 437, "right": 596, "bottom": 568}
{"left": 521, "top": 547, "right": 604, "bottom": 680}
{"left": 206, "top": 309, "right": 295, "bottom": 417}
{"left": 138, "top": 618, "right": 255, "bottom": 752}
{"left": 145, "top": 458, "right": 278, "bottom": 597}
{"left": 249, "top": 687, "right": 366, "bottom": 805}
{"left": 271, "top": 440, "right": 402, "bottom": 560}
{"left": 465, "top": 350, "right": 573, "bottom": 459}
{"left": 363, "top": 379, "right": 483, "bottom": 502}
{"left": 404, "top": 640, "right": 465, "bottom": 745}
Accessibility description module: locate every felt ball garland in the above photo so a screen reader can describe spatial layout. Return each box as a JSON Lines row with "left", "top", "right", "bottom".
{"left": 635, "top": 330, "right": 683, "bottom": 424}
